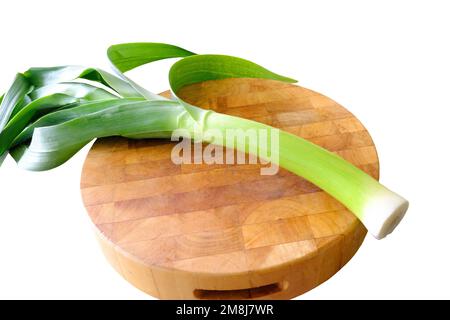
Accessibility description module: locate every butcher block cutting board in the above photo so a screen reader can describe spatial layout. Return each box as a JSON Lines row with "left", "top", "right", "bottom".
{"left": 80, "top": 78, "right": 378, "bottom": 300}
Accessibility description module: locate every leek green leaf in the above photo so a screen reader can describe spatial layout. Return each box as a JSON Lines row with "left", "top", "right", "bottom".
{"left": 10, "top": 99, "right": 138, "bottom": 147}
{"left": 168, "top": 54, "right": 297, "bottom": 122}
{"left": 107, "top": 43, "right": 195, "bottom": 101}
{"left": 0, "top": 94, "right": 78, "bottom": 155}
{"left": 0, "top": 74, "right": 32, "bottom": 132}
{"left": 0, "top": 74, "right": 33, "bottom": 162}
{"left": 10, "top": 142, "right": 89, "bottom": 172}
{"left": 169, "top": 54, "right": 296, "bottom": 93}
{"left": 107, "top": 42, "right": 195, "bottom": 73}
{"left": 11, "top": 99, "right": 192, "bottom": 170}
{"left": 24, "top": 66, "right": 142, "bottom": 98}
{"left": 28, "top": 82, "right": 118, "bottom": 102}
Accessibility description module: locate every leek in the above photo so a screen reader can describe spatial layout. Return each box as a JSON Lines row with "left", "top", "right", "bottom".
{"left": 0, "top": 42, "right": 408, "bottom": 239}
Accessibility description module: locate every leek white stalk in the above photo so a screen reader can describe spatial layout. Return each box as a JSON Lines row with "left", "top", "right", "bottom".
{"left": 203, "top": 112, "right": 409, "bottom": 239}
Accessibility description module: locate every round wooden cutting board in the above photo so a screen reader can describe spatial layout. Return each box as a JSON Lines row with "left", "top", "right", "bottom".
{"left": 80, "top": 78, "right": 379, "bottom": 300}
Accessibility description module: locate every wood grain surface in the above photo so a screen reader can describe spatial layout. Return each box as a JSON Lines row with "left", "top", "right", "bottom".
{"left": 80, "top": 78, "right": 378, "bottom": 299}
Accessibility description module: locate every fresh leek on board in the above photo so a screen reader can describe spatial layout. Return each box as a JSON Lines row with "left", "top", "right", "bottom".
{"left": 0, "top": 43, "right": 408, "bottom": 239}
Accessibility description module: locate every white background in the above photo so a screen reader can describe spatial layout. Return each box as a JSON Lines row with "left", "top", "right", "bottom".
{"left": 0, "top": 0, "right": 449, "bottom": 299}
